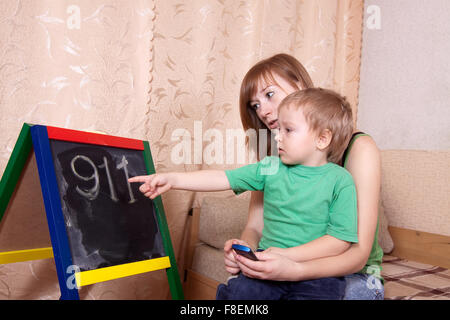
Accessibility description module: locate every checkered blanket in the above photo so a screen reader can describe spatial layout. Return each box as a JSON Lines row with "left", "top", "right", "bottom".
{"left": 382, "top": 255, "right": 450, "bottom": 300}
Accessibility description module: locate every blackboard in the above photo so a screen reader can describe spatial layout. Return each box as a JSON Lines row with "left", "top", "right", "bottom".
{"left": 49, "top": 140, "right": 165, "bottom": 271}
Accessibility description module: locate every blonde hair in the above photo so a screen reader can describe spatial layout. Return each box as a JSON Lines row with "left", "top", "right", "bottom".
{"left": 279, "top": 88, "right": 354, "bottom": 164}
{"left": 239, "top": 53, "right": 314, "bottom": 158}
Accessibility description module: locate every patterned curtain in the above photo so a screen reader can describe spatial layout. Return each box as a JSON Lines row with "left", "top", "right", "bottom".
{"left": 150, "top": 0, "right": 364, "bottom": 300}
{"left": 0, "top": 0, "right": 363, "bottom": 299}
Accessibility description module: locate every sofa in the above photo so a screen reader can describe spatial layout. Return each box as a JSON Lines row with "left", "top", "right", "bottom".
{"left": 182, "top": 150, "right": 450, "bottom": 300}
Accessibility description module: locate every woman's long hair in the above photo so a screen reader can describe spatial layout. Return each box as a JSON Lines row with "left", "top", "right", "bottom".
{"left": 239, "top": 53, "right": 314, "bottom": 159}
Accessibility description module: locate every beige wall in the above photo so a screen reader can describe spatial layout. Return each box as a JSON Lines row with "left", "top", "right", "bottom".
{"left": 0, "top": 0, "right": 166, "bottom": 300}
{"left": 358, "top": 0, "right": 450, "bottom": 150}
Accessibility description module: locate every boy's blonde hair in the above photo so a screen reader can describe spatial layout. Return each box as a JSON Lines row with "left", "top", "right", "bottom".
{"left": 279, "top": 88, "right": 354, "bottom": 164}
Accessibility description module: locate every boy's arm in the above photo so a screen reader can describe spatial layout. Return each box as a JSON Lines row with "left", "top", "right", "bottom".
{"left": 171, "top": 170, "right": 231, "bottom": 191}
{"left": 129, "top": 170, "right": 230, "bottom": 199}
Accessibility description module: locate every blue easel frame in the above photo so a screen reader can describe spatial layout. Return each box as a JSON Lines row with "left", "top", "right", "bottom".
{"left": 31, "top": 125, "right": 80, "bottom": 300}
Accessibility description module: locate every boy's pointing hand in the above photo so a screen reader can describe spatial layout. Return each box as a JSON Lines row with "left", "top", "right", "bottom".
{"left": 128, "top": 174, "right": 172, "bottom": 199}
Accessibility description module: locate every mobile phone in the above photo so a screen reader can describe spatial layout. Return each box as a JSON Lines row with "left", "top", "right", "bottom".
{"left": 232, "top": 244, "right": 259, "bottom": 261}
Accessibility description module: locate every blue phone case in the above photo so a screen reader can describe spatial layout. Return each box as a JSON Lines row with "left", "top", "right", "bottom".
{"left": 232, "top": 244, "right": 258, "bottom": 261}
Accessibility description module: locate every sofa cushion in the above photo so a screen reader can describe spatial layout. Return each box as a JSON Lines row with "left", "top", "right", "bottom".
{"left": 198, "top": 196, "right": 249, "bottom": 249}
{"left": 192, "top": 243, "right": 231, "bottom": 284}
{"left": 378, "top": 199, "right": 394, "bottom": 253}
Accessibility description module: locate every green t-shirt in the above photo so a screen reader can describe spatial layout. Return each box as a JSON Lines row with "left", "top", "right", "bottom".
{"left": 225, "top": 157, "right": 358, "bottom": 250}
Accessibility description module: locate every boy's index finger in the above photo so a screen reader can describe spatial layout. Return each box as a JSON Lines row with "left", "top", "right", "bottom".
{"left": 128, "top": 175, "right": 149, "bottom": 183}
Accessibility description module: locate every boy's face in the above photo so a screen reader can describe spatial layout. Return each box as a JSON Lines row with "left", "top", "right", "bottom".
{"left": 276, "top": 105, "right": 322, "bottom": 166}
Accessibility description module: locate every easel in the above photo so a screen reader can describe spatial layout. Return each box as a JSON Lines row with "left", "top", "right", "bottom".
{"left": 0, "top": 123, "right": 184, "bottom": 300}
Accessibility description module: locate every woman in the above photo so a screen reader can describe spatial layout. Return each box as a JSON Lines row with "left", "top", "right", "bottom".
{"left": 223, "top": 53, "right": 384, "bottom": 300}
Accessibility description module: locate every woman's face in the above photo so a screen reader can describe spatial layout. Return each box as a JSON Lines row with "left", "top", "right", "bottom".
{"left": 249, "top": 73, "right": 300, "bottom": 130}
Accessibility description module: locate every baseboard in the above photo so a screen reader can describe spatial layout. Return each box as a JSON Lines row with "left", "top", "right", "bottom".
{"left": 389, "top": 226, "right": 450, "bottom": 269}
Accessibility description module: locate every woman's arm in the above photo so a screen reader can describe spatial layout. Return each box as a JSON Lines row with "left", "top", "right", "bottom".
{"left": 238, "top": 136, "right": 381, "bottom": 280}
{"left": 240, "top": 191, "right": 265, "bottom": 250}
{"left": 223, "top": 191, "right": 264, "bottom": 274}
{"left": 269, "top": 235, "right": 350, "bottom": 262}
{"left": 340, "top": 135, "right": 381, "bottom": 273}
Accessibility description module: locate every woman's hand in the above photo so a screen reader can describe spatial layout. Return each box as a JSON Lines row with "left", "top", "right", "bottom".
{"left": 235, "top": 250, "right": 302, "bottom": 281}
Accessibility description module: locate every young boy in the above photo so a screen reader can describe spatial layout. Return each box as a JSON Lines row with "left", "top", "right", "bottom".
{"left": 130, "top": 88, "right": 357, "bottom": 300}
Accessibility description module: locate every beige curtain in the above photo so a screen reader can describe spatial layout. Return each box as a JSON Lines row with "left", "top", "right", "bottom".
{"left": 0, "top": 0, "right": 363, "bottom": 299}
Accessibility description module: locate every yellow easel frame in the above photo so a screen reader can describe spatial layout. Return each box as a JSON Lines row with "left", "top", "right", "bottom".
{"left": 0, "top": 247, "right": 53, "bottom": 264}
{"left": 75, "top": 256, "right": 171, "bottom": 287}
{"left": 0, "top": 248, "right": 170, "bottom": 288}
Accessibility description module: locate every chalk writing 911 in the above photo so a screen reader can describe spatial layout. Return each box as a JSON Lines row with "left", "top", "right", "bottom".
{"left": 70, "top": 154, "right": 136, "bottom": 203}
